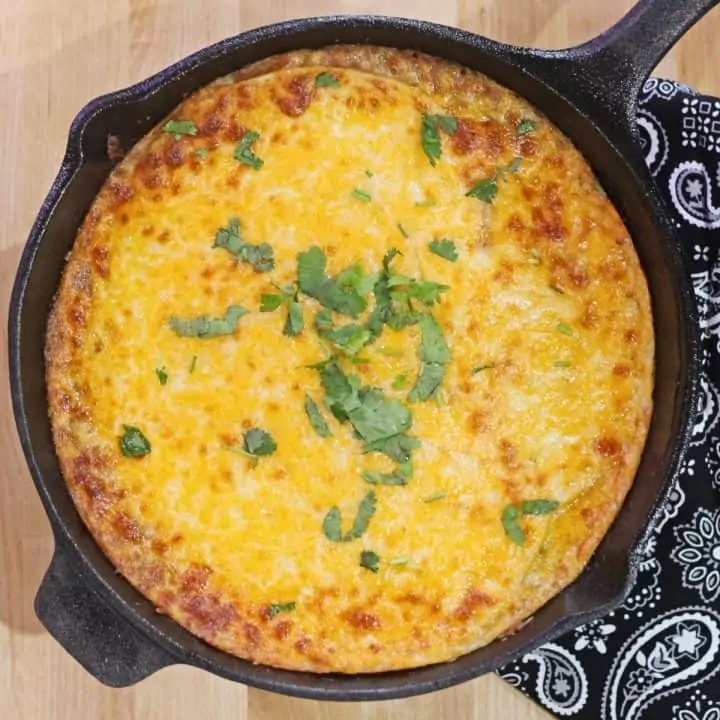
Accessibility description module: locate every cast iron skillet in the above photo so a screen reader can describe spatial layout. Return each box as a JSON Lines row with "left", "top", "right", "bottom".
{"left": 8, "top": 0, "right": 715, "bottom": 701}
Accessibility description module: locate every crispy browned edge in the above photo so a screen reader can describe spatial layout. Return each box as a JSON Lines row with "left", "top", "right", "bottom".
{"left": 45, "top": 45, "right": 654, "bottom": 673}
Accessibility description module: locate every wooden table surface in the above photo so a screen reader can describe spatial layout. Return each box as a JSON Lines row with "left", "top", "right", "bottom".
{"left": 1, "top": 1, "right": 718, "bottom": 718}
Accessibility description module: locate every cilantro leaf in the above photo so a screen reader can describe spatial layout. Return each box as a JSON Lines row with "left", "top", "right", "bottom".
{"left": 161, "top": 119, "right": 198, "bottom": 139}
{"left": 506, "top": 156, "right": 523, "bottom": 174}
{"left": 520, "top": 499, "right": 560, "bottom": 515}
{"left": 386, "top": 310, "right": 422, "bottom": 330}
{"left": 315, "top": 72, "right": 340, "bottom": 88}
{"left": 267, "top": 602, "right": 296, "bottom": 619}
{"left": 213, "top": 217, "right": 274, "bottom": 273}
{"left": 388, "top": 276, "right": 449, "bottom": 306}
{"left": 391, "top": 373, "right": 407, "bottom": 390}
{"left": 556, "top": 322, "right": 573, "bottom": 336}
{"left": 397, "top": 223, "right": 409, "bottom": 238}
{"left": 283, "top": 300, "right": 304, "bottom": 337}
{"left": 350, "top": 188, "right": 371, "bottom": 202}
{"left": 472, "top": 363, "right": 496, "bottom": 373}
{"left": 421, "top": 113, "right": 458, "bottom": 166}
{"left": 502, "top": 505, "right": 525, "bottom": 545}
{"left": 189, "top": 355, "right": 197, "bottom": 373}
{"left": 319, "top": 361, "right": 361, "bottom": 422}
{"left": 408, "top": 362, "right": 445, "bottom": 402}
{"left": 466, "top": 177, "right": 498, "bottom": 203}
{"left": 195, "top": 148, "right": 209, "bottom": 158}
{"left": 155, "top": 367, "right": 168, "bottom": 385}
{"left": 360, "top": 550, "right": 380, "bottom": 573}
{"left": 417, "top": 314, "right": 451, "bottom": 364}
{"left": 517, "top": 118, "right": 538, "bottom": 136}
{"left": 322, "top": 490, "right": 377, "bottom": 542}
{"left": 297, "top": 246, "right": 367, "bottom": 317}
{"left": 260, "top": 293, "right": 284, "bottom": 312}
{"left": 363, "top": 470, "right": 408, "bottom": 486}
{"left": 168, "top": 304, "right": 248, "bottom": 338}
{"left": 428, "top": 238, "right": 458, "bottom": 262}
{"left": 347, "top": 388, "right": 412, "bottom": 443}
{"left": 362, "top": 433, "right": 420, "bottom": 463}
{"left": 335, "top": 264, "right": 377, "bottom": 296}
{"left": 322, "top": 323, "right": 372, "bottom": 356}
{"left": 243, "top": 428, "right": 277, "bottom": 463}
{"left": 234, "top": 130, "right": 263, "bottom": 169}
{"left": 423, "top": 491, "right": 446, "bottom": 503}
{"left": 119, "top": 425, "right": 151, "bottom": 457}
{"left": 305, "top": 394, "right": 332, "bottom": 438}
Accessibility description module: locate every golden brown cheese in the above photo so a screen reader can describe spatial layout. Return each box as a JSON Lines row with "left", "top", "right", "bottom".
{"left": 45, "top": 46, "right": 654, "bottom": 673}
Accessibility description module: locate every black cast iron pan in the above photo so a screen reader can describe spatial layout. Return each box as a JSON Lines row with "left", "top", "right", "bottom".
{"left": 8, "top": 0, "right": 714, "bottom": 701}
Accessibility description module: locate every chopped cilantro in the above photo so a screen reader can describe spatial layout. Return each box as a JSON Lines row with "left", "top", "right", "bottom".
{"left": 391, "top": 373, "right": 407, "bottom": 390}
{"left": 267, "top": 602, "right": 296, "bottom": 619}
{"left": 168, "top": 304, "right": 248, "bottom": 338}
{"left": 315, "top": 72, "right": 340, "bottom": 88}
{"left": 421, "top": 113, "right": 458, "bottom": 166}
{"left": 347, "top": 388, "right": 412, "bottom": 443}
{"left": 305, "top": 394, "right": 332, "bottom": 437}
{"left": 119, "top": 425, "right": 151, "bottom": 458}
{"left": 189, "top": 355, "right": 197, "bottom": 373}
{"left": 155, "top": 367, "right": 168, "bottom": 385}
{"left": 517, "top": 118, "right": 538, "bottom": 136}
{"left": 360, "top": 550, "right": 380, "bottom": 573}
{"left": 388, "top": 557, "right": 419, "bottom": 569}
{"left": 283, "top": 300, "right": 304, "bottom": 337}
{"left": 234, "top": 130, "right": 263, "bottom": 169}
{"left": 502, "top": 499, "right": 559, "bottom": 544}
{"left": 231, "top": 428, "right": 277, "bottom": 466}
{"left": 387, "top": 275, "right": 449, "bottom": 306}
{"left": 472, "top": 363, "right": 496, "bottom": 374}
{"left": 408, "top": 362, "right": 445, "bottom": 402}
{"left": 351, "top": 188, "right": 372, "bottom": 202}
{"left": 213, "top": 217, "right": 274, "bottom": 273}
{"left": 322, "top": 490, "right": 377, "bottom": 542}
{"left": 417, "top": 315, "right": 451, "bottom": 364}
{"left": 362, "top": 433, "right": 420, "bottom": 463}
{"left": 365, "top": 169, "right": 374, "bottom": 178}
{"left": 397, "top": 223, "right": 409, "bottom": 238}
{"left": 506, "top": 157, "right": 523, "bottom": 174}
{"left": 466, "top": 177, "right": 498, "bottom": 203}
{"left": 297, "top": 246, "right": 367, "bottom": 317}
{"left": 195, "top": 148, "right": 209, "bottom": 158}
{"left": 423, "top": 491, "right": 446, "bottom": 503}
{"left": 556, "top": 322, "right": 573, "bottom": 336}
{"left": 363, "top": 470, "right": 408, "bottom": 486}
{"left": 322, "top": 323, "right": 372, "bottom": 356}
{"left": 428, "top": 238, "right": 458, "bottom": 262}
{"left": 554, "top": 360, "right": 572, "bottom": 368}
{"left": 376, "top": 348, "right": 403, "bottom": 357}
{"left": 161, "top": 119, "right": 198, "bottom": 139}
{"left": 260, "top": 293, "right": 284, "bottom": 312}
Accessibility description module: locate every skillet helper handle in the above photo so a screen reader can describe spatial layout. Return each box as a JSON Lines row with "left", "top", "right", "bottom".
{"left": 35, "top": 544, "right": 176, "bottom": 687}
{"left": 526, "top": 0, "right": 720, "bottom": 135}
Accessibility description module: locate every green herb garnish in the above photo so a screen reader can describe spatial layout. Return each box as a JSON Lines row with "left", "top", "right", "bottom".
{"left": 189, "top": 355, "right": 197, "bottom": 373}
{"left": 362, "top": 470, "right": 408, "bottom": 486}
{"left": 408, "top": 362, "right": 445, "bottom": 403}
{"left": 297, "top": 246, "right": 367, "bottom": 317}
{"left": 168, "top": 304, "right": 248, "bottom": 338}
{"left": 554, "top": 360, "right": 572, "bottom": 368}
{"left": 397, "top": 223, "right": 409, "bottom": 238}
{"left": 305, "top": 394, "right": 332, "bottom": 438}
{"left": 283, "top": 299, "right": 304, "bottom": 337}
{"left": 365, "top": 169, "right": 374, "bottom": 178}
{"left": 119, "top": 425, "right": 151, "bottom": 458}
{"left": 472, "top": 363, "right": 496, "bottom": 374}
{"left": 502, "top": 499, "right": 559, "bottom": 544}
{"left": 233, "top": 130, "right": 263, "bottom": 169}
{"left": 315, "top": 72, "right": 340, "bottom": 88}
{"left": 428, "top": 238, "right": 458, "bottom": 262}
{"left": 162, "top": 119, "right": 198, "bottom": 139}
{"left": 260, "top": 293, "right": 284, "bottom": 312}
{"left": 267, "top": 601, "right": 296, "bottom": 619}
{"left": 362, "top": 433, "right": 420, "bottom": 463}
{"left": 517, "top": 118, "right": 538, "bottom": 136}
{"left": 195, "top": 148, "right": 209, "bottom": 158}
{"left": 322, "top": 490, "right": 377, "bottom": 542}
{"left": 391, "top": 373, "right": 407, "bottom": 390}
{"left": 556, "top": 322, "right": 573, "bottom": 336}
{"left": 239, "top": 427, "right": 277, "bottom": 466}
{"left": 423, "top": 491, "right": 446, "bottom": 503}
{"left": 155, "top": 367, "right": 168, "bottom": 385}
{"left": 360, "top": 550, "right": 380, "bottom": 573}
{"left": 213, "top": 217, "right": 274, "bottom": 273}
{"left": 506, "top": 156, "right": 523, "bottom": 174}
{"left": 421, "top": 113, "right": 458, "bottom": 166}
{"left": 351, "top": 188, "right": 372, "bottom": 202}
{"left": 408, "top": 314, "right": 451, "bottom": 402}
{"left": 466, "top": 177, "right": 498, "bottom": 203}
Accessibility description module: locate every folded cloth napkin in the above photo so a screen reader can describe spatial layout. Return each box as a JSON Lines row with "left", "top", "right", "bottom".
{"left": 498, "top": 79, "right": 720, "bottom": 720}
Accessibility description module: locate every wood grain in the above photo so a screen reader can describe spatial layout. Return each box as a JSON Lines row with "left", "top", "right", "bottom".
{"left": 1, "top": 1, "right": 718, "bottom": 718}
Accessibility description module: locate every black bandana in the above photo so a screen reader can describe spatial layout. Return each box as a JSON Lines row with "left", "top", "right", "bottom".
{"left": 498, "top": 79, "right": 720, "bottom": 720}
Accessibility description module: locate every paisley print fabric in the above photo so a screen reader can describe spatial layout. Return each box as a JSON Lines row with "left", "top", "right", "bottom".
{"left": 498, "top": 79, "right": 720, "bottom": 719}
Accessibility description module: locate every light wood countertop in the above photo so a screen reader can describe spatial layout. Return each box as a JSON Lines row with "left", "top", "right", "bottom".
{"left": 1, "top": 1, "right": 718, "bottom": 718}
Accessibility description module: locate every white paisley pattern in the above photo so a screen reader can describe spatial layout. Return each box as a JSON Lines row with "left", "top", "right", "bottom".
{"left": 523, "top": 643, "right": 588, "bottom": 716}
{"left": 671, "top": 508, "right": 720, "bottom": 603}
{"left": 673, "top": 690, "right": 720, "bottom": 720}
{"left": 601, "top": 609, "right": 720, "bottom": 720}
{"left": 669, "top": 161, "right": 720, "bottom": 230}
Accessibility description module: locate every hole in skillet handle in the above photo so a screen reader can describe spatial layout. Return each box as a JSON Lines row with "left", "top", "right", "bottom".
{"left": 35, "top": 542, "right": 176, "bottom": 687}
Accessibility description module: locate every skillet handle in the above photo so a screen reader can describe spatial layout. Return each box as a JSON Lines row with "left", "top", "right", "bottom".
{"left": 35, "top": 543, "right": 177, "bottom": 687}
{"left": 525, "top": 0, "right": 719, "bottom": 134}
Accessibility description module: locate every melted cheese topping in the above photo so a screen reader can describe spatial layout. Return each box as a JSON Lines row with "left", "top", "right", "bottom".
{"left": 46, "top": 47, "right": 654, "bottom": 673}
